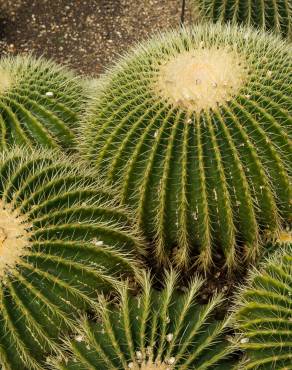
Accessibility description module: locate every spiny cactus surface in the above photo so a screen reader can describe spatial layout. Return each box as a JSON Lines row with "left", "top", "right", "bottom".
{"left": 0, "top": 55, "right": 87, "bottom": 150}
{"left": 233, "top": 244, "right": 292, "bottom": 369}
{"left": 81, "top": 23, "right": 292, "bottom": 272}
{"left": 0, "top": 147, "right": 144, "bottom": 370}
{"left": 52, "top": 270, "right": 237, "bottom": 370}
{"left": 195, "top": 0, "right": 292, "bottom": 39}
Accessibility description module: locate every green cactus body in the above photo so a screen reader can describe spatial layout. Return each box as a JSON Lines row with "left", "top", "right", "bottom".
{"left": 233, "top": 244, "right": 292, "bottom": 369}
{"left": 0, "top": 147, "right": 145, "bottom": 370}
{"left": 195, "top": 0, "right": 292, "bottom": 39}
{"left": 52, "top": 270, "right": 237, "bottom": 370}
{"left": 81, "top": 24, "right": 292, "bottom": 272}
{"left": 0, "top": 55, "right": 87, "bottom": 150}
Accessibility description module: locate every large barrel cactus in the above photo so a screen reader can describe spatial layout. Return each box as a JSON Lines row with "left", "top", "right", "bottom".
{"left": 194, "top": 0, "right": 292, "bottom": 39}
{"left": 81, "top": 23, "right": 292, "bottom": 272}
{"left": 233, "top": 244, "right": 292, "bottom": 369}
{"left": 0, "top": 55, "right": 87, "bottom": 150}
{"left": 51, "top": 270, "right": 238, "bottom": 370}
{"left": 0, "top": 147, "right": 144, "bottom": 370}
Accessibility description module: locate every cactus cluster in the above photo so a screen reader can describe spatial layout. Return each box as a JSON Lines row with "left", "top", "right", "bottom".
{"left": 51, "top": 270, "right": 237, "bottom": 370}
{"left": 81, "top": 23, "right": 292, "bottom": 272}
{"left": 0, "top": 5, "right": 291, "bottom": 370}
{"left": 0, "top": 147, "right": 144, "bottom": 369}
{"left": 0, "top": 55, "right": 87, "bottom": 151}
{"left": 194, "top": 0, "right": 292, "bottom": 39}
{"left": 233, "top": 244, "right": 292, "bottom": 369}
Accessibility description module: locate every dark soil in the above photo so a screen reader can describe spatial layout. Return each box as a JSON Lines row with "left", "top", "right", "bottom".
{"left": 0, "top": 0, "right": 195, "bottom": 76}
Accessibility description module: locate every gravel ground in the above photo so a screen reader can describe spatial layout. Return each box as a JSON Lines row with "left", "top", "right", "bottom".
{"left": 0, "top": 0, "right": 195, "bottom": 76}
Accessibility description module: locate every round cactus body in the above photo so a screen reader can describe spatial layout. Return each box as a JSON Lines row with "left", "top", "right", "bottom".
{"left": 0, "top": 147, "right": 145, "bottom": 370}
{"left": 195, "top": 0, "right": 292, "bottom": 39}
{"left": 51, "top": 270, "right": 238, "bottom": 370}
{"left": 81, "top": 24, "right": 292, "bottom": 272}
{"left": 233, "top": 244, "right": 292, "bottom": 369}
{"left": 0, "top": 55, "right": 87, "bottom": 150}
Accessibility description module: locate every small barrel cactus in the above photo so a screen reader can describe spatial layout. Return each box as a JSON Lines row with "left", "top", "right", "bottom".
{"left": 51, "top": 270, "right": 238, "bottom": 369}
{"left": 0, "top": 55, "right": 87, "bottom": 150}
{"left": 194, "top": 0, "right": 292, "bottom": 39}
{"left": 0, "top": 147, "right": 145, "bottom": 370}
{"left": 81, "top": 23, "right": 292, "bottom": 272}
{"left": 233, "top": 244, "right": 292, "bottom": 369}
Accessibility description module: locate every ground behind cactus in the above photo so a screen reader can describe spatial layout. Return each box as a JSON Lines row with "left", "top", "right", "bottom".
{"left": 0, "top": 0, "right": 194, "bottom": 76}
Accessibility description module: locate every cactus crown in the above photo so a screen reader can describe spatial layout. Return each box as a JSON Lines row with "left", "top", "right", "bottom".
{"left": 195, "top": 0, "right": 292, "bottom": 39}
{"left": 0, "top": 55, "right": 88, "bottom": 151}
{"left": 0, "top": 200, "right": 31, "bottom": 278}
{"left": 156, "top": 47, "right": 247, "bottom": 112}
{"left": 0, "top": 147, "right": 144, "bottom": 370}
{"left": 0, "top": 68, "right": 12, "bottom": 93}
{"left": 81, "top": 23, "right": 292, "bottom": 272}
{"left": 233, "top": 244, "right": 292, "bottom": 369}
{"left": 276, "top": 229, "right": 292, "bottom": 245}
{"left": 52, "top": 270, "right": 237, "bottom": 370}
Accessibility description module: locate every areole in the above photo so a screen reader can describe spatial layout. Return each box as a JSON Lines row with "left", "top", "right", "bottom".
{"left": 129, "top": 360, "right": 174, "bottom": 370}
{"left": 0, "top": 201, "right": 31, "bottom": 278}
{"left": 155, "top": 46, "right": 247, "bottom": 112}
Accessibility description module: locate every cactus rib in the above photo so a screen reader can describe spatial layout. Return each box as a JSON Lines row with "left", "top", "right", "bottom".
{"left": 51, "top": 270, "right": 238, "bottom": 369}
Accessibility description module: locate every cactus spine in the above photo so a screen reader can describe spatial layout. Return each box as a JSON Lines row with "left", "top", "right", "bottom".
{"left": 81, "top": 23, "right": 292, "bottom": 272}
{"left": 195, "top": 0, "right": 292, "bottom": 39}
{"left": 233, "top": 244, "right": 292, "bottom": 369}
{"left": 51, "top": 270, "right": 238, "bottom": 370}
{"left": 0, "top": 55, "right": 88, "bottom": 150}
{"left": 0, "top": 147, "right": 145, "bottom": 370}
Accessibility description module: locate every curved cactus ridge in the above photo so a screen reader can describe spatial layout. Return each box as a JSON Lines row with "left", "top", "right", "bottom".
{"left": 0, "top": 147, "right": 145, "bottom": 370}
{"left": 51, "top": 269, "right": 238, "bottom": 370}
{"left": 81, "top": 23, "right": 292, "bottom": 272}
{"left": 233, "top": 243, "right": 292, "bottom": 369}
{"left": 194, "top": 0, "right": 292, "bottom": 40}
{"left": 0, "top": 55, "right": 88, "bottom": 150}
